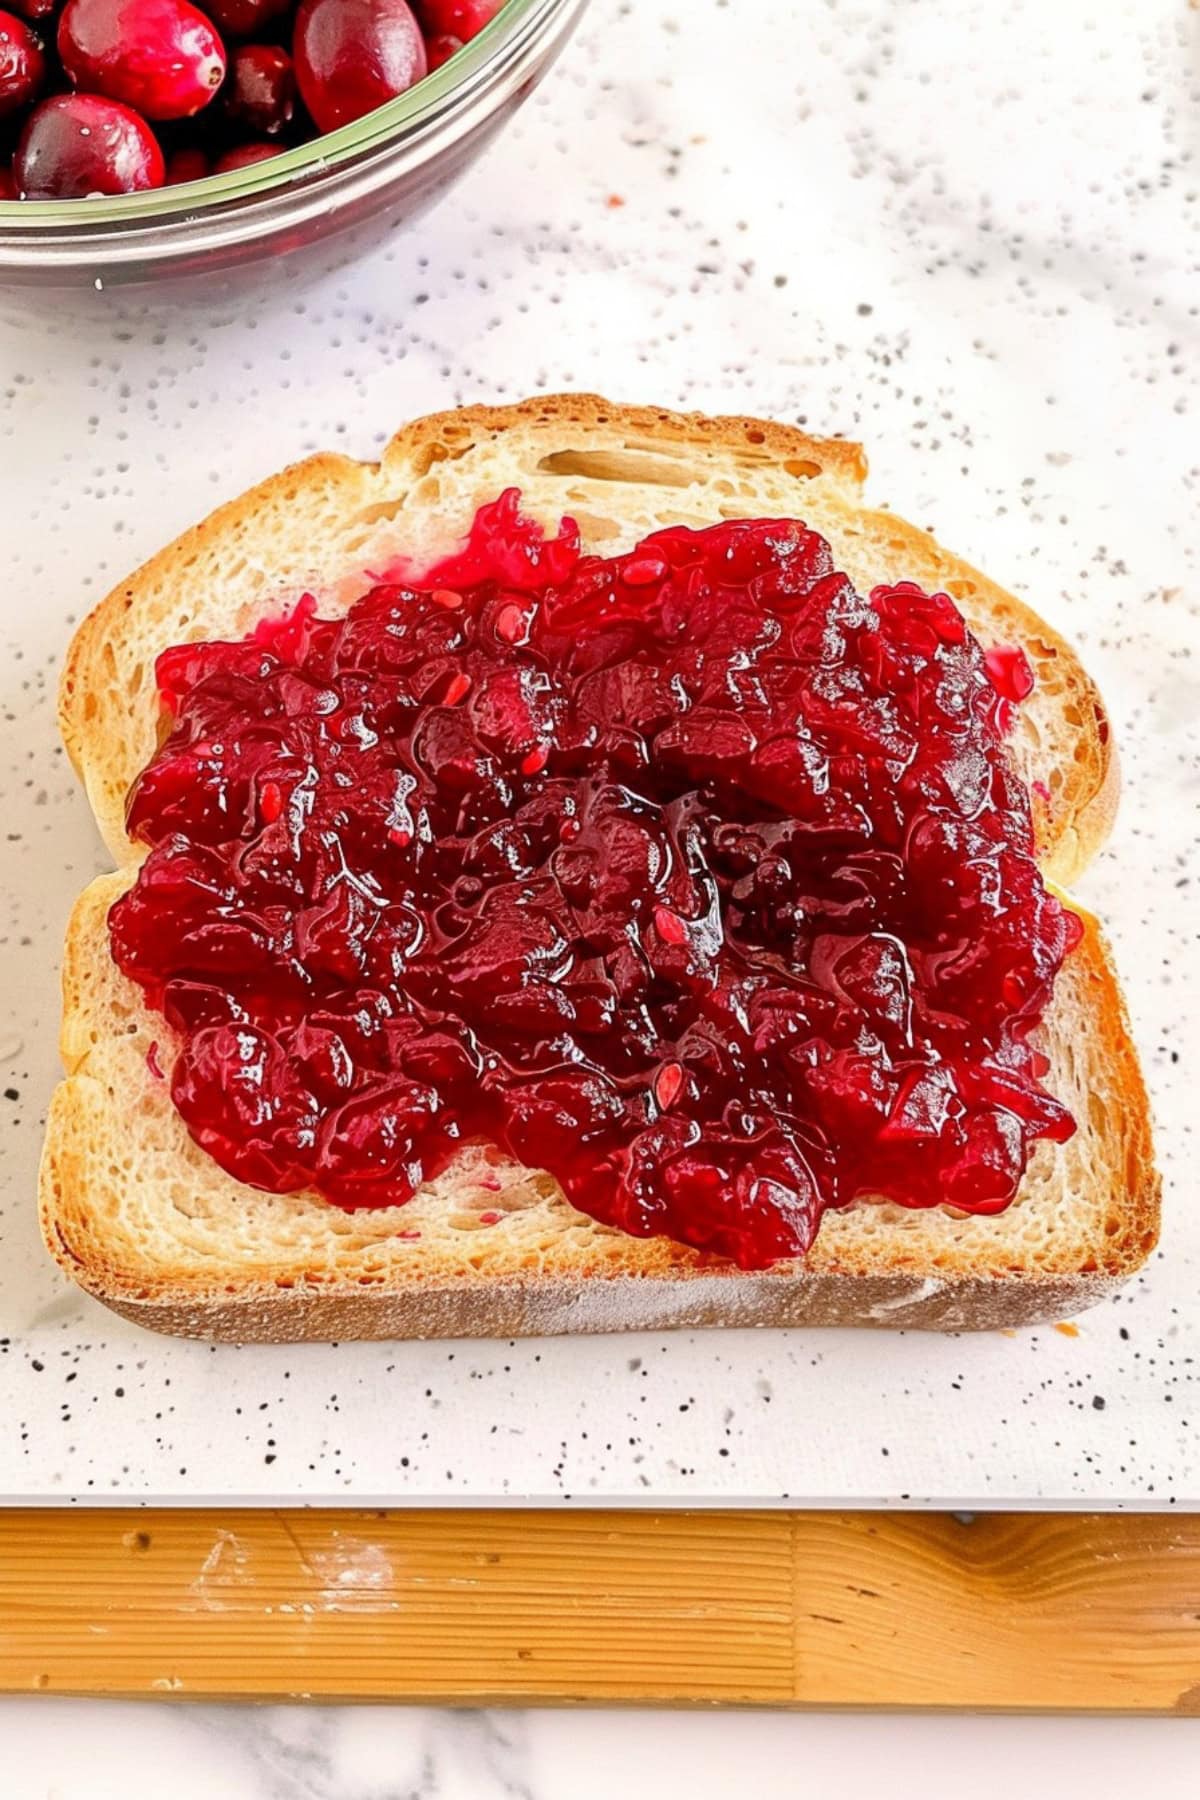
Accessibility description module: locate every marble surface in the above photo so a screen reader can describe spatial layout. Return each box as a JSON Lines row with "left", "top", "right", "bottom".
{"left": 1, "top": 0, "right": 1196, "bottom": 1504}
{"left": 0, "top": 1704, "right": 1198, "bottom": 1798}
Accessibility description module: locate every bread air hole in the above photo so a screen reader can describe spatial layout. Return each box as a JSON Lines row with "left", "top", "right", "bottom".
{"left": 564, "top": 509, "right": 622, "bottom": 542}
{"left": 351, "top": 497, "right": 410, "bottom": 530}
{"left": 448, "top": 1204, "right": 520, "bottom": 1232}
{"left": 409, "top": 439, "right": 471, "bottom": 478}
{"left": 621, "top": 436, "right": 696, "bottom": 460}
{"left": 535, "top": 448, "right": 695, "bottom": 488}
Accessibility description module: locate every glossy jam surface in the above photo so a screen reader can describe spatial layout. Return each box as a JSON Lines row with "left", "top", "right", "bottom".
{"left": 110, "top": 493, "right": 1079, "bottom": 1268}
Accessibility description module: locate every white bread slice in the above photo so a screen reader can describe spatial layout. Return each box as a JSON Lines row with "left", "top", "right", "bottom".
{"left": 42, "top": 396, "right": 1157, "bottom": 1340}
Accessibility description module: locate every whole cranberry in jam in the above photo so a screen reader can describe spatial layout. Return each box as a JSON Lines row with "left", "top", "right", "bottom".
{"left": 223, "top": 44, "right": 296, "bottom": 138}
{"left": 15, "top": 91, "right": 163, "bottom": 195}
{"left": 293, "top": 0, "right": 427, "bottom": 134}
{"left": 0, "top": 9, "right": 45, "bottom": 119}
{"left": 111, "top": 493, "right": 1080, "bottom": 1270}
{"left": 58, "top": 0, "right": 226, "bottom": 122}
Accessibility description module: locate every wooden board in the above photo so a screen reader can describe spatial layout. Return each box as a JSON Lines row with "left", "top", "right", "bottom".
{"left": 2, "top": 1511, "right": 1199, "bottom": 1711}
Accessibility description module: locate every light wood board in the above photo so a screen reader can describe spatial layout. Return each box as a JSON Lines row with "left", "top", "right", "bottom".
{"left": 2, "top": 1511, "right": 1199, "bottom": 1710}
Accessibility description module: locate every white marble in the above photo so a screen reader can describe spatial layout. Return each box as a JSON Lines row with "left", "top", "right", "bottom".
{"left": 1, "top": 1703, "right": 1200, "bottom": 1799}
{"left": 0, "top": 0, "right": 1196, "bottom": 1504}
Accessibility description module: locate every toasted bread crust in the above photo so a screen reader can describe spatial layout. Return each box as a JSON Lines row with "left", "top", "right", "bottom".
{"left": 43, "top": 395, "right": 1154, "bottom": 1340}
{"left": 375, "top": 392, "right": 872, "bottom": 492}
{"left": 58, "top": 1270, "right": 1146, "bottom": 1342}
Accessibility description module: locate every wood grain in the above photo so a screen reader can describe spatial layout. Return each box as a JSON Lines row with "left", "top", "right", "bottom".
{"left": 1, "top": 1510, "right": 1198, "bottom": 1710}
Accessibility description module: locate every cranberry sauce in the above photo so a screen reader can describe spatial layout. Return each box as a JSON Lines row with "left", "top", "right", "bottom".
{"left": 109, "top": 491, "right": 1080, "bottom": 1268}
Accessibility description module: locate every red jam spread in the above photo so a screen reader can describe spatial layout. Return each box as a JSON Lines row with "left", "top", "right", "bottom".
{"left": 109, "top": 491, "right": 1080, "bottom": 1269}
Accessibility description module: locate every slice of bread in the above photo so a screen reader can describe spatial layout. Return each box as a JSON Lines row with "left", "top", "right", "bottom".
{"left": 42, "top": 395, "right": 1158, "bottom": 1340}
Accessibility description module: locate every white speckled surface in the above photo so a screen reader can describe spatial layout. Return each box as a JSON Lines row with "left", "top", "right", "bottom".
{"left": 0, "top": 0, "right": 1195, "bottom": 1504}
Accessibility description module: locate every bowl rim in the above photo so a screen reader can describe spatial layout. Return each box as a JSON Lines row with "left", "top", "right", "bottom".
{"left": 0, "top": 0, "right": 563, "bottom": 229}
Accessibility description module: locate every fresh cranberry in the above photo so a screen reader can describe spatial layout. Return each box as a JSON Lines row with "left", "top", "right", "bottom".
{"left": 203, "top": 0, "right": 290, "bottom": 37}
{"left": 57, "top": 0, "right": 226, "bottom": 122}
{"left": 0, "top": 162, "right": 15, "bottom": 196}
{"left": 416, "top": 0, "right": 503, "bottom": 41}
{"left": 7, "top": 0, "right": 55, "bottom": 17}
{"left": 165, "top": 144, "right": 208, "bottom": 183}
{"left": 293, "top": 0, "right": 426, "bottom": 134}
{"left": 111, "top": 493, "right": 1078, "bottom": 1270}
{"left": 0, "top": 9, "right": 45, "bottom": 118}
{"left": 212, "top": 140, "right": 277, "bottom": 171}
{"left": 424, "top": 31, "right": 461, "bottom": 71}
{"left": 15, "top": 91, "right": 163, "bottom": 194}
{"left": 223, "top": 43, "right": 295, "bottom": 137}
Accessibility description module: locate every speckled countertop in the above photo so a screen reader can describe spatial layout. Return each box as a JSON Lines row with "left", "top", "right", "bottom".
{"left": 0, "top": 0, "right": 1194, "bottom": 1504}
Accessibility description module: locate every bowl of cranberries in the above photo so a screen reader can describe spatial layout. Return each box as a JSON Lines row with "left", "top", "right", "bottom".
{"left": 0, "top": 0, "right": 586, "bottom": 289}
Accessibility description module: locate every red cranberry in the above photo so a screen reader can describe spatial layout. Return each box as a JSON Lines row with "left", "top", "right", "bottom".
{"left": 15, "top": 91, "right": 164, "bottom": 195}
{"left": 0, "top": 162, "right": 15, "bottom": 197}
{"left": 165, "top": 144, "right": 207, "bottom": 182}
{"left": 0, "top": 9, "right": 46, "bottom": 119}
{"left": 224, "top": 43, "right": 295, "bottom": 137}
{"left": 203, "top": 0, "right": 289, "bottom": 37}
{"left": 213, "top": 140, "right": 277, "bottom": 172}
{"left": 424, "top": 31, "right": 461, "bottom": 71}
{"left": 293, "top": 0, "right": 426, "bottom": 134}
{"left": 417, "top": 0, "right": 503, "bottom": 41}
{"left": 57, "top": 0, "right": 226, "bottom": 122}
{"left": 7, "top": 0, "right": 56, "bottom": 19}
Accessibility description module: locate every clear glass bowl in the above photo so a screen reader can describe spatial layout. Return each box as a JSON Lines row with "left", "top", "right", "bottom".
{"left": 0, "top": 0, "right": 587, "bottom": 295}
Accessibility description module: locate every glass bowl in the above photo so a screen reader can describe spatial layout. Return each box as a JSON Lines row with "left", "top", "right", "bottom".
{"left": 0, "top": 0, "right": 587, "bottom": 296}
